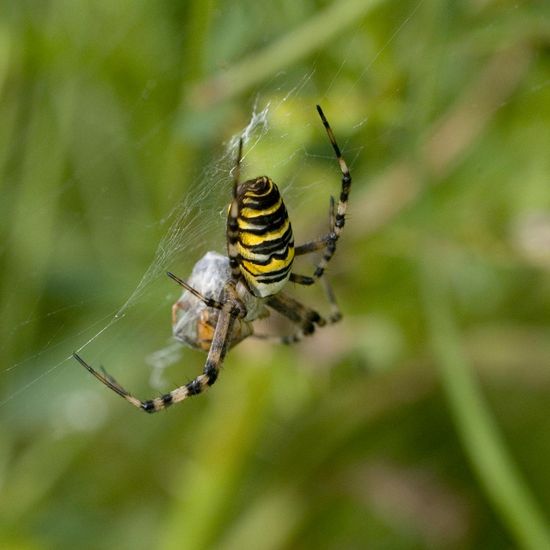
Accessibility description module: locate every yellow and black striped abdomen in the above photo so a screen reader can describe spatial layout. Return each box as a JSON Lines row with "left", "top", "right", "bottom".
{"left": 236, "top": 177, "right": 294, "bottom": 298}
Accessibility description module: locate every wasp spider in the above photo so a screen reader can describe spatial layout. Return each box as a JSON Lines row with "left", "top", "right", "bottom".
{"left": 74, "top": 105, "right": 351, "bottom": 413}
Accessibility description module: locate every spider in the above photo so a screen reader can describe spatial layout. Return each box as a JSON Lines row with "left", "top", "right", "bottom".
{"left": 73, "top": 105, "right": 351, "bottom": 413}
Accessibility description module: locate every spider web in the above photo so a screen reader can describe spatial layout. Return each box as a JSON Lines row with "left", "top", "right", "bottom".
{"left": 0, "top": 0, "right": 452, "bottom": 416}
{"left": 3, "top": 0, "right": 541, "bottom": 426}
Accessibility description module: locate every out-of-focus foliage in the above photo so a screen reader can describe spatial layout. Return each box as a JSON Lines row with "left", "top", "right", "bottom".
{"left": 1, "top": 0, "right": 550, "bottom": 548}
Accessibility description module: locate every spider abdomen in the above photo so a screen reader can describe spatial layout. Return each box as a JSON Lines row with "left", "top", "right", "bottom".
{"left": 236, "top": 177, "right": 294, "bottom": 298}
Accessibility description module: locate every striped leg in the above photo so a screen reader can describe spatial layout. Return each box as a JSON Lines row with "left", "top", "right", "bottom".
{"left": 74, "top": 286, "right": 241, "bottom": 413}
{"left": 289, "top": 197, "right": 336, "bottom": 285}
{"left": 294, "top": 237, "right": 330, "bottom": 256}
{"left": 227, "top": 138, "right": 243, "bottom": 281}
{"left": 167, "top": 271, "right": 224, "bottom": 325}
{"left": 290, "top": 106, "right": 351, "bottom": 285}
{"left": 254, "top": 281, "right": 341, "bottom": 345}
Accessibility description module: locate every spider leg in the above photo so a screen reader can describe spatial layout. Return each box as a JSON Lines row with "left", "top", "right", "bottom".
{"left": 167, "top": 272, "right": 224, "bottom": 310}
{"left": 289, "top": 273, "right": 315, "bottom": 285}
{"left": 303, "top": 201, "right": 343, "bottom": 321}
{"left": 314, "top": 106, "right": 351, "bottom": 279}
{"left": 227, "top": 138, "right": 243, "bottom": 281}
{"left": 268, "top": 291, "right": 325, "bottom": 329}
{"left": 291, "top": 106, "right": 351, "bottom": 284}
{"left": 74, "top": 353, "right": 144, "bottom": 408}
{"left": 254, "top": 277, "right": 342, "bottom": 345}
{"left": 253, "top": 278, "right": 342, "bottom": 344}
{"left": 294, "top": 237, "right": 330, "bottom": 256}
{"left": 290, "top": 197, "right": 335, "bottom": 286}
{"left": 74, "top": 289, "right": 241, "bottom": 413}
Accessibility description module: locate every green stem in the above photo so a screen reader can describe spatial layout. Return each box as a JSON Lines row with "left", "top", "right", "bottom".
{"left": 421, "top": 251, "right": 550, "bottom": 550}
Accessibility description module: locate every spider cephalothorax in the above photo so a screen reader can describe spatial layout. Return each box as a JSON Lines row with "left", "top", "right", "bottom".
{"left": 74, "top": 105, "right": 351, "bottom": 413}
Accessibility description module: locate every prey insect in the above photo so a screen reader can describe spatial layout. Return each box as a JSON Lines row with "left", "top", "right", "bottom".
{"left": 74, "top": 105, "right": 351, "bottom": 413}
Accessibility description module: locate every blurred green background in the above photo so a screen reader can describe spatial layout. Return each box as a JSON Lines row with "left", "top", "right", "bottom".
{"left": 1, "top": 0, "right": 550, "bottom": 548}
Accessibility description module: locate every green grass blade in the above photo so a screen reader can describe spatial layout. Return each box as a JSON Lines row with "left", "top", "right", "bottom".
{"left": 421, "top": 251, "right": 550, "bottom": 550}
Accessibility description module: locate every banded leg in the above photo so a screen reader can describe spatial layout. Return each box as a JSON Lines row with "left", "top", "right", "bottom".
{"left": 74, "top": 288, "right": 241, "bottom": 413}
{"left": 227, "top": 138, "right": 243, "bottom": 280}
{"left": 254, "top": 285, "right": 337, "bottom": 344}
{"left": 294, "top": 236, "right": 330, "bottom": 256}
{"left": 168, "top": 271, "right": 224, "bottom": 325}
{"left": 290, "top": 195, "right": 335, "bottom": 286}
{"left": 254, "top": 277, "right": 342, "bottom": 345}
{"left": 290, "top": 106, "right": 351, "bottom": 285}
